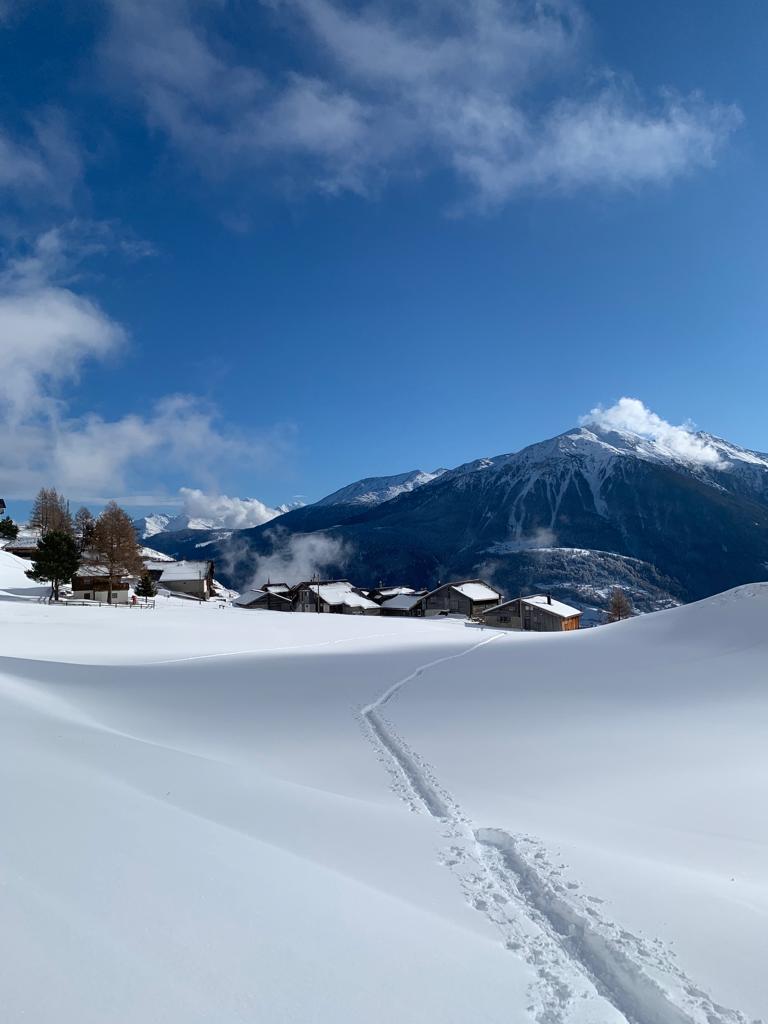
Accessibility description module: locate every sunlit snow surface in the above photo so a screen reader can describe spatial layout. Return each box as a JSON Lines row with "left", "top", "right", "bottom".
{"left": 0, "top": 549, "right": 765, "bottom": 1023}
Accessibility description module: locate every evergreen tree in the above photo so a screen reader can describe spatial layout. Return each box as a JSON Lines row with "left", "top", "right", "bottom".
{"left": 0, "top": 517, "right": 19, "bottom": 540}
{"left": 25, "top": 531, "right": 80, "bottom": 601}
{"left": 92, "top": 501, "right": 144, "bottom": 604}
{"left": 29, "top": 488, "right": 73, "bottom": 536}
{"left": 74, "top": 506, "right": 96, "bottom": 552}
{"left": 135, "top": 572, "right": 157, "bottom": 599}
{"left": 608, "top": 587, "right": 634, "bottom": 622}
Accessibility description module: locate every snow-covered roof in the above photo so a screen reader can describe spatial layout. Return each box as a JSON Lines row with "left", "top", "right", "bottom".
{"left": 145, "top": 559, "right": 176, "bottom": 573}
{"left": 451, "top": 581, "right": 500, "bottom": 602}
{"left": 233, "top": 589, "right": 266, "bottom": 607}
{"left": 482, "top": 595, "right": 581, "bottom": 619}
{"left": 522, "top": 594, "right": 581, "bottom": 618}
{"left": 376, "top": 586, "right": 416, "bottom": 598}
{"left": 73, "top": 565, "right": 113, "bottom": 578}
{"left": 380, "top": 593, "right": 423, "bottom": 611}
{"left": 141, "top": 547, "right": 174, "bottom": 562}
{"left": 73, "top": 565, "right": 131, "bottom": 581}
{"left": 159, "top": 560, "right": 212, "bottom": 582}
{"left": 262, "top": 583, "right": 290, "bottom": 593}
{"left": 7, "top": 527, "right": 41, "bottom": 547}
{"left": 313, "top": 582, "right": 379, "bottom": 610}
{"left": 234, "top": 588, "right": 292, "bottom": 607}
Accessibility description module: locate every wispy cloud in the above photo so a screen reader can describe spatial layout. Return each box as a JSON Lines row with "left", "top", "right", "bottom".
{"left": 100, "top": 0, "right": 742, "bottom": 207}
{"left": 247, "top": 529, "right": 350, "bottom": 587}
{"left": 582, "top": 397, "right": 722, "bottom": 466}
{"left": 0, "top": 109, "right": 82, "bottom": 207}
{"left": 0, "top": 229, "right": 292, "bottom": 498}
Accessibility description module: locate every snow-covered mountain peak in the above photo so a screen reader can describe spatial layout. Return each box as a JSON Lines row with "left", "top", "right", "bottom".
{"left": 513, "top": 424, "right": 749, "bottom": 474}
{"left": 132, "top": 513, "right": 173, "bottom": 539}
{"left": 556, "top": 426, "right": 768, "bottom": 494}
{"left": 694, "top": 432, "right": 768, "bottom": 469}
{"left": 315, "top": 468, "right": 447, "bottom": 507}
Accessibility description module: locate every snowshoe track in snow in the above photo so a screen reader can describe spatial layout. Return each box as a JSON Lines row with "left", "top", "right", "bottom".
{"left": 361, "top": 637, "right": 755, "bottom": 1024}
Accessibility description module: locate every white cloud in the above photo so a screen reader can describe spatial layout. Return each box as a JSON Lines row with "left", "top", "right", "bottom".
{"left": 100, "top": 0, "right": 741, "bottom": 205}
{"left": 0, "top": 232, "right": 291, "bottom": 498}
{"left": 0, "top": 286, "right": 123, "bottom": 423}
{"left": 582, "top": 397, "right": 722, "bottom": 466}
{"left": 178, "top": 488, "right": 282, "bottom": 529}
{"left": 454, "top": 89, "right": 741, "bottom": 204}
{"left": 247, "top": 530, "right": 350, "bottom": 587}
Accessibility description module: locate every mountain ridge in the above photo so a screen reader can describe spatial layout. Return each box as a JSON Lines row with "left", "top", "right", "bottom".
{"left": 145, "top": 423, "right": 768, "bottom": 613}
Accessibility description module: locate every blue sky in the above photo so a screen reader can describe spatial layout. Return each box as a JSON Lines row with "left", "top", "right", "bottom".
{"left": 1, "top": 1, "right": 766, "bottom": 521}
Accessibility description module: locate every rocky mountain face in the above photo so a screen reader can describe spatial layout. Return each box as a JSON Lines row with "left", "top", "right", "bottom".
{"left": 147, "top": 425, "right": 768, "bottom": 613}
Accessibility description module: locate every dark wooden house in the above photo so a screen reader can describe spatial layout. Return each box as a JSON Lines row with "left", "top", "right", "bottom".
{"left": 417, "top": 579, "right": 502, "bottom": 619}
{"left": 481, "top": 594, "right": 581, "bottom": 632}
{"left": 3, "top": 527, "right": 42, "bottom": 559}
{"left": 292, "top": 580, "right": 380, "bottom": 615}
{"left": 234, "top": 588, "right": 293, "bottom": 611}
{"left": 71, "top": 566, "right": 130, "bottom": 604}
{"left": 378, "top": 593, "right": 426, "bottom": 617}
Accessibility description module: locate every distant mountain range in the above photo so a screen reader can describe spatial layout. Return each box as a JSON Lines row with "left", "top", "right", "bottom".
{"left": 141, "top": 424, "right": 768, "bottom": 614}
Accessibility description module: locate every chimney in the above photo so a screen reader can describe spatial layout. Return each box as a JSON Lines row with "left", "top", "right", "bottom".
{"left": 547, "top": 592, "right": 552, "bottom": 605}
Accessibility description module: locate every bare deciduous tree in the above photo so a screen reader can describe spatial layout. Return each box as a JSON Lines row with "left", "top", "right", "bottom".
{"left": 91, "top": 501, "right": 144, "bottom": 604}
{"left": 608, "top": 587, "right": 634, "bottom": 622}
{"left": 29, "top": 488, "right": 73, "bottom": 537}
{"left": 74, "top": 506, "right": 96, "bottom": 553}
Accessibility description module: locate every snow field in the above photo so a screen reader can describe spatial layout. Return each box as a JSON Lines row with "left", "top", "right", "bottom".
{"left": 0, "top": 550, "right": 765, "bottom": 1022}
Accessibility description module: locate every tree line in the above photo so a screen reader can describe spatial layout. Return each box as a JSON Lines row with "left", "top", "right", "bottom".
{"left": 8, "top": 488, "right": 154, "bottom": 603}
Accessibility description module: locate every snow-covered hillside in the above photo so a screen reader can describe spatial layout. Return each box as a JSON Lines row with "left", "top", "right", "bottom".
{"left": 0, "top": 547, "right": 764, "bottom": 1023}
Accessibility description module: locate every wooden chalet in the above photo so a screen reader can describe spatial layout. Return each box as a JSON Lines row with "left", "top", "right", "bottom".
{"left": 378, "top": 592, "right": 427, "bottom": 617}
{"left": 481, "top": 594, "right": 581, "bottom": 632}
{"left": 417, "top": 579, "right": 502, "bottom": 619}
{"left": 145, "top": 559, "right": 215, "bottom": 600}
{"left": 71, "top": 566, "right": 131, "bottom": 604}
{"left": 234, "top": 587, "right": 293, "bottom": 611}
{"left": 2, "top": 527, "right": 42, "bottom": 559}
{"left": 292, "top": 580, "right": 380, "bottom": 615}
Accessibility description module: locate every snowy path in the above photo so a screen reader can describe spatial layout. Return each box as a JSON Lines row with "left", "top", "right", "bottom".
{"left": 361, "top": 636, "right": 754, "bottom": 1024}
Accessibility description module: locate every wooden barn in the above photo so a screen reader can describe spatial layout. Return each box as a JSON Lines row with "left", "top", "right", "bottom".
{"left": 481, "top": 594, "right": 581, "bottom": 632}
{"left": 292, "top": 580, "right": 380, "bottom": 615}
{"left": 234, "top": 588, "right": 293, "bottom": 611}
{"left": 2, "top": 527, "right": 42, "bottom": 559}
{"left": 378, "top": 593, "right": 426, "bottom": 617}
{"left": 417, "top": 579, "right": 502, "bottom": 619}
